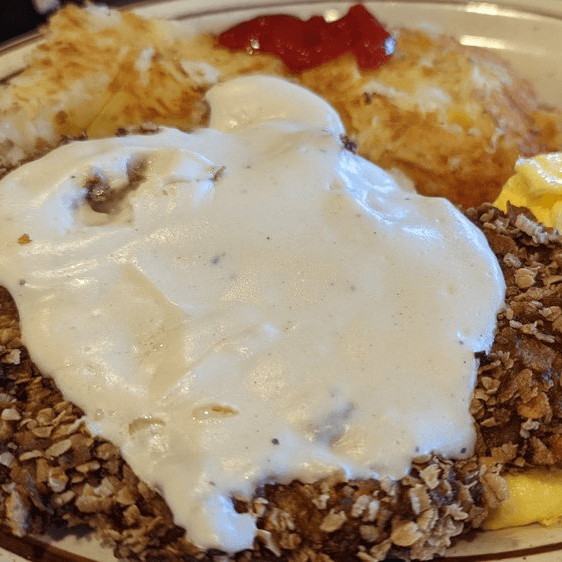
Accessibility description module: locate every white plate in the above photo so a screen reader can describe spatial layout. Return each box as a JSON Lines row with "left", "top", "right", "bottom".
{"left": 1, "top": 1, "right": 562, "bottom": 561}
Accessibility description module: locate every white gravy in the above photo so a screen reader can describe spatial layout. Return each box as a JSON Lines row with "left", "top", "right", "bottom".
{"left": 0, "top": 76, "right": 505, "bottom": 552}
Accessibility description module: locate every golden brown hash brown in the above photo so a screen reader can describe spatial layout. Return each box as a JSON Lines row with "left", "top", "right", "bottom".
{"left": 1, "top": 201, "right": 561, "bottom": 562}
{"left": 1, "top": 4, "right": 562, "bottom": 206}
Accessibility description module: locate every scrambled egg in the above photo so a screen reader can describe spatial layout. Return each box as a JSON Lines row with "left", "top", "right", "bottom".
{"left": 484, "top": 469, "right": 562, "bottom": 530}
{"left": 488, "top": 153, "right": 562, "bottom": 531}
{"left": 494, "top": 152, "right": 562, "bottom": 230}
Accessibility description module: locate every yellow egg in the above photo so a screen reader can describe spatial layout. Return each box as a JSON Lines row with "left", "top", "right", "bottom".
{"left": 485, "top": 469, "right": 562, "bottom": 530}
{"left": 494, "top": 152, "right": 562, "bottom": 230}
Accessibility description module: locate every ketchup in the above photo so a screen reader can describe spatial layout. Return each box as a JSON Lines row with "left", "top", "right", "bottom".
{"left": 218, "top": 4, "right": 395, "bottom": 73}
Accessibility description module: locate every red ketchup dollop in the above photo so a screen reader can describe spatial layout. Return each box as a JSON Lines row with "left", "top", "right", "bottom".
{"left": 218, "top": 4, "right": 395, "bottom": 73}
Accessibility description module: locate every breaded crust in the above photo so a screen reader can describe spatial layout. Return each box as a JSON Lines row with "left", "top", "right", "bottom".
{"left": 2, "top": 201, "right": 562, "bottom": 562}
{"left": 1, "top": 5, "right": 561, "bottom": 206}
{"left": 299, "top": 32, "right": 562, "bottom": 207}
{"left": 467, "top": 204, "right": 562, "bottom": 467}
{"left": 2, "top": 5, "right": 562, "bottom": 562}
{"left": 0, "top": 291, "right": 506, "bottom": 561}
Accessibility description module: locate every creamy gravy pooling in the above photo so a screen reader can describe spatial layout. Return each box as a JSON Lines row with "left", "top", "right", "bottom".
{"left": 0, "top": 76, "right": 505, "bottom": 552}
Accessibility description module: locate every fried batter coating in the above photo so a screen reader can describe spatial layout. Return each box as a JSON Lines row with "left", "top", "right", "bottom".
{"left": 2, "top": 201, "right": 562, "bottom": 562}
{"left": 467, "top": 204, "right": 562, "bottom": 467}
{"left": 0, "top": 284, "right": 501, "bottom": 562}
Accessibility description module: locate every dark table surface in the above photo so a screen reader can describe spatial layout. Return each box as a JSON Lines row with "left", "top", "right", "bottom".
{"left": 1, "top": 0, "right": 138, "bottom": 45}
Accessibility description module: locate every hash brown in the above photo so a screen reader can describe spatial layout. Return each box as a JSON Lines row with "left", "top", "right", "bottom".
{"left": 1, "top": 4, "right": 562, "bottom": 205}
